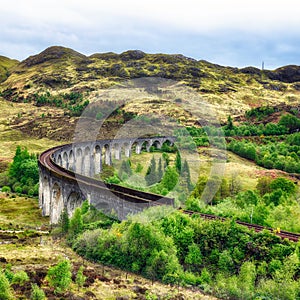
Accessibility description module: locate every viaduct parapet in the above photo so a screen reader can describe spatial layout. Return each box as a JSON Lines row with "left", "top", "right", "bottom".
{"left": 38, "top": 136, "right": 176, "bottom": 224}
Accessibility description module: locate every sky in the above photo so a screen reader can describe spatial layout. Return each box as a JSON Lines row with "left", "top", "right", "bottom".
{"left": 1, "top": 0, "right": 300, "bottom": 69}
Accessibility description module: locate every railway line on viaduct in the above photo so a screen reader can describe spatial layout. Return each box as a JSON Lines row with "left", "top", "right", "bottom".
{"left": 38, "top": 137, "right": 300, "bottom": 242}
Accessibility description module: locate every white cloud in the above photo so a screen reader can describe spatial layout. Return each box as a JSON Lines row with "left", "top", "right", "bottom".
{"left": 0, "top": 0, "right": 299, "bottom": 67}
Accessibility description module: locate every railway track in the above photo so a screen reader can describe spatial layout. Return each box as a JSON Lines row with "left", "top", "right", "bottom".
{"left": 184, "top": 210, "right": 300, "bottom": 242}
{"left": 39, "top": 147, "right": 300, "bottom": 242}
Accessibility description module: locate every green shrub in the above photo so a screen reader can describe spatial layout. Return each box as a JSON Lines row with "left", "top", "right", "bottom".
{"left": 0, "top": 271, "right": 13, "bottom": 299}
{"left": 31, "top": 284, "right": 46, "bottom": 300}
{"left": 47, "top": 260, "right": 72, "bottom": 294}
{"left": 75, "top": 266, "right": 86, "bottom": 290}
{"left": 11, "top": 270, "right": 29, "bottom": 285}
{"left": 1, "top": 186, "right": 11, "bottom": 193}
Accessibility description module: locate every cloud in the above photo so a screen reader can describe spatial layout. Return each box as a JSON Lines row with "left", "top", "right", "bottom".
{"left": 0, "top": 0, "right": 299, "bottom": 68}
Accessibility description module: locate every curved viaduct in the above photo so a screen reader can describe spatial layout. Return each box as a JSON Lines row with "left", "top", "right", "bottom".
{"left": 38, "top": 136, "right": 176, "bottom": 224}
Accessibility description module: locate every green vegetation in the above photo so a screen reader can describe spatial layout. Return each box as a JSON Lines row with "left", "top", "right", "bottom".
{"left": 31, "top": 284, "right": 46, "bottom": 300}
{"left": 34, "top": 91, "right": 89, "bottom": 116}
{"left": 228, "top": 135, "right": 300, "bottom": 173}
{"left": 1, "top": 47, "right": 300, "bottom": 299}
{"left": 75, "top": 265, "right": 86, "bottom": 290}
{"left": 0, "top": 270, "right": 13, "bottom": 300}
{"left": 186, "top": 176, "right": 299, "bottom": 232}
{"left": 11, "top": 270, "right": 29, "bottom": 285}
{"left": 71, "top": 208, "right": 300, "bottom": 299}
{"left": 46, "top": 260, "right": 72, "bottom": 294}
{"left": 0, "top": 146, "right": 39, "bottom": 196}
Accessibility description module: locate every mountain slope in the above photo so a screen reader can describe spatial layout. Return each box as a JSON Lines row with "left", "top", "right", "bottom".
{"left": 0, "top": 55, "right": 19, "bottom": 83}
{"left": 0, "top": 46, "right": 299, "bottom": 121}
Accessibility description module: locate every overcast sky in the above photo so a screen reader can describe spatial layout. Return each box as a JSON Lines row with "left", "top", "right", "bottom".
{"left": 1, "top": 0, "right": 300, "bottom": 69}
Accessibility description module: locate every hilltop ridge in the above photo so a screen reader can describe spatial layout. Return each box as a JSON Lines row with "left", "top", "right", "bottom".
{"left": 0, "top": 46, "right": 299, "bottom": 121}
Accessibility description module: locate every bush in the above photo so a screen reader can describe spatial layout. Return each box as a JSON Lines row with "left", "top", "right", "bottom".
{"left": 0, "top": 271, "right": 13, "bottom": 299}
{"left": 31, "top": 284, "right": 46, "bottom": 300}
{"left": 1, "top": 186, "right": 11, "bottom": 193}
{"left": 47, "top": 260, "right": 72, "bottom": 294}
{"left": 75, "top": 266, "right": 86, "bottom": 290}
{"left": 11, "top": 270, "right": 29, "bottom": 285}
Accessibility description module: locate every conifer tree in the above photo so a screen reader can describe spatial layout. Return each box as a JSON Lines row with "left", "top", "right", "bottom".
{"left": 145, "top": 156, "right": 157, "bottom": 186}
{"left": 47, "top": 260, "right": 72, "bottom": 294}
{"left": 59, "top": 208, "right": 70, "bottom": 235}
{"left": 75, "top": 266, "right": 86, "bottom": 291}
{"left": 157, "top": 157, "right": 163, "bottom": 182}
{"left": 182, "top": 159, "right": 193, "bottom": 191}
{"left": 162, "top": 152, "right": 170, "bottom": 168}
{"left": 175, "top": 151, "right": 182, "bottom": 173}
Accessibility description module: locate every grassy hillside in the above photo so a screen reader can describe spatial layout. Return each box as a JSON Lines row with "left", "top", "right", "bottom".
{"left": 1, "top": 46, "right": 300, "bottom": 122}
{"left": 0, "top": 55, "right": 19, "bottom": 83}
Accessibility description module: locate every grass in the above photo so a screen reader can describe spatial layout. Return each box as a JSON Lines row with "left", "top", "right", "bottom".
{"left": 1, "top": 46, "right": 300, "bottom": 125}
{"left": 0, "top": 98, "right": 63, "bottom": 160}
{"left": 0, "top": 191, "right": 216, "bottom": 300}
{"left": 0, "top": 193, "right": 48, "bottom": 229}
{"left": 110, "top": 147, "right": 265, "bottom": 195}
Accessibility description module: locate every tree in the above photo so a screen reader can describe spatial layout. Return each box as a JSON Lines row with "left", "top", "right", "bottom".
{"left": 175, "top": 151, "right": 182, "bottom": 173}
{"left": 269, "top": 177, "right": 296, "bottom": 195}
{"left": 118, "top": 159, "right": 132, "bottom": 180}
{"left": 11, "top": 270, "right": 29, "bottom": 285}
{"left": 0, "top": 270, "right": 13, "bottom": 300}
{"left": 68, "top": 208, "right": 83, "bottom": 239}
{"left": 8, "top": 146, "right": 39, "bottom": 196}
{"left": 47, "top": 260, "right": 72, "bottom": 294}
{"left": 157, "top": 157, "right": 163, "bottom": 182}
{"left": 218, "top": 250, "right": 234, "bottom": 273}
{"left": 81, "top": 200, "right": 90, "bottom": 215}
{"left": 226, "top": 115, "right": 234, "bottom": 130}
{"left": 75, "top": 266, "right": 86, "bottom": 291}
{"left": 228, "top": 172, "right": 242, "bottom": 196}
{"left": 160, "top": 166, "right": 179, "bottom": 192}
{"left": 145, "top": 156, "right": 157, "bottom": 186}
{"left": 278, "top": 114, "right": 300, "bottom": 133}
{"left": 162, "top": 152, "right": 170, "bottom": 168}
{"left": 58, "top": 209, "right": 70, "bottom": 235}
{"left": 182, "top": 160, "right": 192, "bottom": 189}
{"left": 184, "top": 243, "right": 202, "bottom": 272}
{"left": 100, "top": 163, "right": 115, "bottom": 181}
{"left": 31, "top": 284, "right": 46, "bottom": 300}
{"left": 256, "top": 176, "right": 273, "bottom": 196}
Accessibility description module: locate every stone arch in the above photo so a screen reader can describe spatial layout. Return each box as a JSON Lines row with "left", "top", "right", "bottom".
{"left": 131, "top": 141, "right": 140, "bottom": 154}
{"left": 57, "top": 154, "right": 62, "bottom": 166}
{"left": 104, "top": 144, "right": 112, "bottom": 165}
{"left": 51, "top": 182, "right": 63, "bottom": 224}
{"left": 113, "top": 143, "right": 121, "bottom": 160}
{"left": 75, "top": 148, "right": 83, "bottom": 174}
{"left": 161, "top": 139, "right": 172, "bottom": 151}
{"left": 123, "top": 142, "right": 131, "bottom": 157}
{"left": 140, "top": 141, "right": 150, "bottom": 152}
{"left": 39, "top": 175, "right": 51, "bottom": 216}
{"left": 69, "top": 150, "right": 75, "bottom": 171}
{"left": 62, "top": 151, "right": 68, "bottom": 169}
{"left": 94, "top": 145, "right": 102, "bottom": 175}
{"left": 83, "top": 146, "right": 91, "bottom": 176}
{"left": 151, "top": 140, "right": 161, "bottom": 150}
{"left": 66, "top": 191, "right": 84, "bottom": 217}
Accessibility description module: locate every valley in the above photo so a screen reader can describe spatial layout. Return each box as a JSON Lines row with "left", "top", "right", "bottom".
{"left": 0, "top": 47, "right": 299, "bottom": 299}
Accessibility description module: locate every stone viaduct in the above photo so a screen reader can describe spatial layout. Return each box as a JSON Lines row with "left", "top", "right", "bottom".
{"left": 38, "top": 136, "right": 176, "bottom": 224}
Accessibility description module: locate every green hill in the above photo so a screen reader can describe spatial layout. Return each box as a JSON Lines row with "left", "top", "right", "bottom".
{"left": 0, "top": 55, "right": 19, "bottom": 83}
{"left": 0, "top": 46, "right": 299, "bottom": 121}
